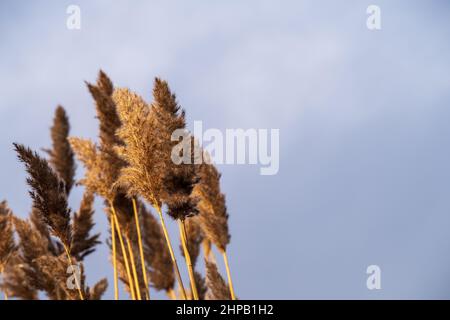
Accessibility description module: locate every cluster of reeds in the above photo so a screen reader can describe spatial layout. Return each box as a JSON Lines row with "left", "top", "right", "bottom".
{"left": 0, "top": 71, "right": 236, "bottom": 300}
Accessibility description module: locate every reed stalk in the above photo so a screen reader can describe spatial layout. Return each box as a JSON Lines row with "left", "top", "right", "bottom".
{"left": 111, "top": 213, "right": 119, "bottom": 300}
{"left": 221, "top": 250, "right": 236, "bottom": 300}
{"left": 167, "top": 288, "right": 177, "bottom": 300}
{"left": 132, "top": 198, "right": 150, "bottom": 300}
{"left": 153, "top": 202, "right": 187, "bottom": 300}
{"left": 178, "top": 219, "right": 199, "bottom": 300}
{"left": 126, "top": 234, "right": 142, "bottom": 300}
{"left": 110, "top": 204, "right": 136, "bottom": 300}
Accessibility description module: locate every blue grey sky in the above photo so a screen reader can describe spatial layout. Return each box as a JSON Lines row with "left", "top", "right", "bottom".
{"left": 1, "top": 1, "right": 450, "bottom": 299}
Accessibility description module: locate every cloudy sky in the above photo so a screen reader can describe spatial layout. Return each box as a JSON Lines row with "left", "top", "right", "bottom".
{"left": 1, "top": 0, "right": 450, "bottom": 299}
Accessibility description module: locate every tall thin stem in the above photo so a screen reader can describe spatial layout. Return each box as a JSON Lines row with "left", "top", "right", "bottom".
{"left": 167, "top": 288, "right": 177, "bottom": 300}
{"left": 221, "top": 250, "right": 236, "bottom": 300}
{"left": 132, "top": 198, "right": 150, "bottom": 300}
{"left": 110, "top": 203, "right": 136, "bottom": 300}
{"left": 63, "top": 245, "right": 84, "bottom": 300}
{"left": 178, "top": 219, "right": 199, "bottom": 300}
{"left": 111, "top": 213, "right": 119, "bottom": 300}
{"left": 126, "top": 234, "right": 142, "bottom": 300}
{"left": 153, "top": 203, "right": 187, "bottom": 300}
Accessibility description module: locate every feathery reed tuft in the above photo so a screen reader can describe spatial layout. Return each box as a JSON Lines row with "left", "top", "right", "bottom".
{"left": 194, "top": 162, "right": 230, "bottom": 252}
{"left": 0, "top": 201, "right": 15, "bottom": 270}
{"left": 14, "top": 143, "right": 72, "bottom": 247}
{"left": 89, "top": 278, "right": 108, "bottom": 300}
{"left": 152, "top": 78, "right": 199, "bottom": 220}
{"left": 45, "top": 106, "right": 76, "bottom": 195}
{"left": 113, "top": 88, "right": 163, "bottom": 205}
{"left": 71, "top": 191, "right": 101, "bottom": 261}
{"left": 205, "top": 260, "right": 231, "bottom": 300}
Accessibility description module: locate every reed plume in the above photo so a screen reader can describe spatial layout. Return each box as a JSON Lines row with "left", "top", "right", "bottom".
{"left": 35, "top": 253, "right": 88, "bottom": 300}
{"left": 0, "top": 201, "right": 15, "bottom": 268}
{"left": 152, "top": 79, "right": 201, "bottom": 299}
{"left": 89, "top": 278, "right": 108, "bottom": 300}
{"left": 13, "top": 143, "right": 84, "bottom": 299}
{"left": 30, "top": 207, "right": 62, "bottom": 256}
{"left": 14, "top": 143, "right": 72, "bottom": 247}
{"left": 194, "top": 159, "right": 236, "bottom": 299}
{"left": 45, "top": 106, "right": 76, "bottom": 195}
{"left": 205, "top": 260, "right": 231, "bottom": 300}
{"left": 0, "top": 252, "right": 38, "bottom": 300}
{"left": 10, "top": 217, "right": 61, "bottom": 299}
{"left": 71, "top": 191, "right": 101, "bottom": 261}
{"left": 87, "top": 70, "right": 123, "bottom": 153}
{"left": 0, "top": 201, "right": 15, "bottom": 299}
{"left": 152, "top": 78, "right": 199, "bottom": 221}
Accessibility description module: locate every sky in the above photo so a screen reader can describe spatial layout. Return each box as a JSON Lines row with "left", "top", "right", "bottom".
{"left": 1, "top": 0, "right": 450, "bottom": 299}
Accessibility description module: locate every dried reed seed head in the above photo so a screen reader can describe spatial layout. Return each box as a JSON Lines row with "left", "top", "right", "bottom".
{"left": 89, "top": 278, "right": 108, "bottom": 300}
{"left": 161, "top": 170, "right": 200, "bottom": 220}
{"left": 205, "top": 260, "right": 231, "bottom": 300}
{"left": 97, "top": 70, "right": 114, "bottom": 96}
{"left": 14, "top": 143, "right": 72, "bottom": 247}
{"left": 87, "top": 71, "right": 127, "bottom": 184}
{"left": 113, "top": 88, "right": 165, "bottom": 204}
{"left": 194, "top": 271, "right": 207, "bottom": 300}
{"left": 69, "top": 137, "right": 116, "bottom": 201}
{"left": 71, "top": 191, "right": 101, "bottom": 261}
{"left": 87, "top": 72, "right": 122, "bottom": 149}
{"left": 153, "top": 78, "right": 181, "bottom": 116}
{"left": 0, "top": 201, "right": 15, "bottom": 268}
{"left": 36, "top": 254, "right": 87, "bottom": 300}
{"left": 0, "top": 252, "right": 39, "bottom": 300}
{"left": 30, "top": 207, "right": 63, "bottom": 256}
{"left": 152, "top": 79, "right": 200, "bottom": 220}
{"left": 46, "top": 105, "right": 76, "bottom": 195}
{"left": 194, "top": 162, "right": 230, "bottom": 252}
{"left": 12, "top": 217, "right": 64, "bottom": 299}
{"left": 140, "top": 204, "right": 175, "bottom": 291}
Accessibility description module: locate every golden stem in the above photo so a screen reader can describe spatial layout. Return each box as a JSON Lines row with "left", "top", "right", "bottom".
{"left": 110, "top": 204, "right": 136, "bottom": 300}
{"left": 63, "top": 245, "right": 84, "bottom": 300}
{"left": 221, "top": 250, "right": 236, "bottom": 300}
{"left": 167, "top": 288, "right": 177, "bottom": 300}
{"left": 132, "top": 198, "right": 150, "bottom": 300}
{"left": 126, "top": 234, "right": 142, "bottom": 300}
{"left": 178, "top": 219, "right": 199, "bottom": 300}
{"left": 154, "top": 204, "right": 187, "bottom": 300}
{"left": 111, "top": 213, "right": 119, "bottom": 300}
